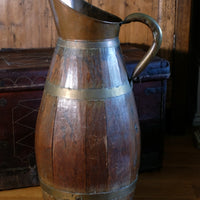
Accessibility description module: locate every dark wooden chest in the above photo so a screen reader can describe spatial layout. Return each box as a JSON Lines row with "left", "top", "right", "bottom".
{"left": 122, "top": 44, "right": 170, "bottom": 171}
{"left": 0, "top": 47, "right": 170, "bottom": 190}
{"left": 0, "top": 49, "right": 51, "bottom": 190}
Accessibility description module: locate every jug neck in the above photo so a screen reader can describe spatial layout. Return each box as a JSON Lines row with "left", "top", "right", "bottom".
{"left": 49, "top": 0, "right": 122, "bottom": 41}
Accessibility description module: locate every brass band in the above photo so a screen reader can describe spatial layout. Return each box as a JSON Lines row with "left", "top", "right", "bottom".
{"left": 57, "top": 37, "right": 120, "bottom": 49}
{"left": 44, "top": 80, "right": 132, "bottom": 100}
{"left": 40, "top": 178, "right": 137, "bottom": 200}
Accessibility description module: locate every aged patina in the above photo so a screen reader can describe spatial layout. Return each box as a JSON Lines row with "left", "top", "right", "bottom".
{"left": 35, "top": 0, "right": 162, "bottom": 200}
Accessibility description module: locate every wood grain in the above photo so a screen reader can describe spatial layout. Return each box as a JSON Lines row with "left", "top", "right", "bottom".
{"left": 35, "top": 40, "right": 140, "bottom": 198}
{"left": 0, "top": 0, "right": 176, "bottom": 59}
{"left": 90, "top": 0, "right": 176, "bottom": 60}
{"left": 157, "top": 0, "right": 176, "bottom": 59}
{"left": 170, "top": 0, "right": 192, "bottom": 133}
{"left": 91, "top": 0, "right": 158, "bottom": 44}
{"left": 0, "top": 187, "right": 43, "bottom": 200}
{"left": 0, "top": 0, "right": 57, "bottom": 49}
{"left": 0, "top": 0, "right": 192, "bottom": 132}
{"left": 0, "top": 134, "right": 200, "bottom": 200}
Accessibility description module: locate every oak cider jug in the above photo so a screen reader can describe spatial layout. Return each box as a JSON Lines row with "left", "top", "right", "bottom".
{"left": 35, "top": 0, "right": 162, "bottom": 200}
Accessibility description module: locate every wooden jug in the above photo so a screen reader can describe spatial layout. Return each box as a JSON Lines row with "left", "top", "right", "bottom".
{"left": 35, "top": 0, "right": 162, "bottom": 199}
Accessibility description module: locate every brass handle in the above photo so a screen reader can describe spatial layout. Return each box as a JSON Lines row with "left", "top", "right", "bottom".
{"left": 121, "top": 13, "right": 162, "bottom": 80}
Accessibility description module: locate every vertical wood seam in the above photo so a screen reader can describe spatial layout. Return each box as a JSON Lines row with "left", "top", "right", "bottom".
{"left": 52, "top": 96, "right": 58, "bottom": 184}
{"left": 84, "top": 102, "right": 86, "bottom": 192}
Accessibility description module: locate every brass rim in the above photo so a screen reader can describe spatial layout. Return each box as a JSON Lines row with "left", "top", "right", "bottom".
{"left": 57, "top": 37, "right": 120, "bottom": 49}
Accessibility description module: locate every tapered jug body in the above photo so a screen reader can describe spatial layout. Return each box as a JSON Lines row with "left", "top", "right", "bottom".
{"left": 35, "top": 1, "right": 162, "bottom": 199}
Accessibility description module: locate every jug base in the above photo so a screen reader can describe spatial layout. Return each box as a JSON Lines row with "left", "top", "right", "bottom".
{"left": 41, "top": 189, "right": 136, "bottom": 200}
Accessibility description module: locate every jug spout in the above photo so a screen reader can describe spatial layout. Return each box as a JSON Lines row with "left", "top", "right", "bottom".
{"left": 49, "top": 0, "right": 122, "bottom": 40}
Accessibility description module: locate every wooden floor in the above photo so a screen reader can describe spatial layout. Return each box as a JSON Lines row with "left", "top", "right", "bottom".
{"left": 0, "top": 134, "right": 200, "bottom": 200}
